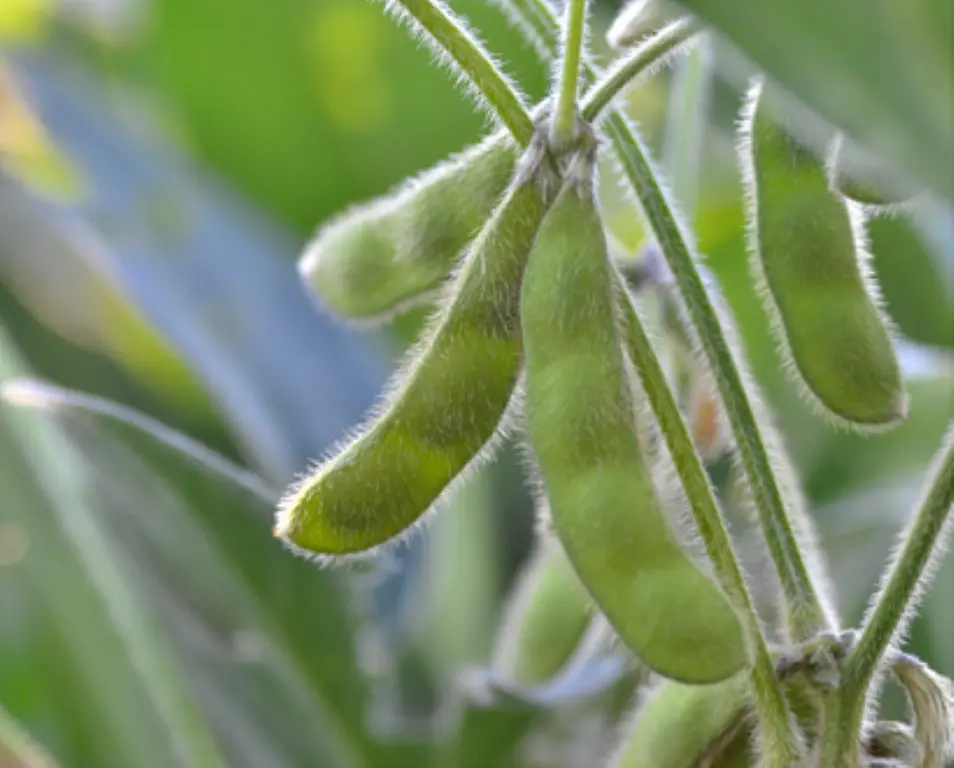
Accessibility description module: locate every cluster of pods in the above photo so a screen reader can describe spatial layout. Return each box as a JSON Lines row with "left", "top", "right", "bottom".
{"left": 274, "top": 62, "right": 908, "bottom": 688}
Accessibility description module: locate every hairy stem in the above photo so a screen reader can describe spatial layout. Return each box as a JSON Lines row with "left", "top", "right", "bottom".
{"left": 387, "top": 0, "right": 535, "bottom": 145}
{"left": 820, "top": 425, "right": 954, "bottom": 767}
{"left": 580, "top": 19, "right": 699, "bottom": 123}
{"left": 618, "top": 286, "right": 803, "bottom": 764}
{"left": 502, "top": 0, "right": 832, "bottom": 641}
{"left": 550, "top": 0, "right": 588, "bottom": 150}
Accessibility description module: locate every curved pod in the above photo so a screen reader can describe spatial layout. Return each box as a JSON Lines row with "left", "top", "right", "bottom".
{"left": 300, "top": 135, "right": 517, "bottom": 323}
{"left": 491, "top": 529, "right": 593, "bottom": 685}
{"left": 276, "top": 140, "right": 557, "bottom": 558}
{"left": 610, "top": 675, "right": 751, "bottom": 767}
{"left": 740, "top": 81, "right": 906, "bottom": 430}
{"left": 520, "top": 154, "right": 747, "bottom": 684}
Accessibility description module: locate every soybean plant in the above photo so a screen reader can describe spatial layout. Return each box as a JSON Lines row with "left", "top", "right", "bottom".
{"left": 276, "top": 0, "right": 954, "bottom": 765}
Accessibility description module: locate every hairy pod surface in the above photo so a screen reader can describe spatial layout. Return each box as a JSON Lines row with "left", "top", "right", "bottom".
{"left": 276, "top": 140, "right": 557, "bottom": 557}
{"left": 520, "top": 152, "right": 747, "bottom": 684}
{"left": 609, "top": 674, "right": 751, "bottom": 767}
{"left": 299, "top": 135, "right": 517, "bottom": 322}
{"left": 741, "top": 82, "right": 906, "bottom": 430}
{"left": 490, "top": 530, "right": 593, "bottom": 685}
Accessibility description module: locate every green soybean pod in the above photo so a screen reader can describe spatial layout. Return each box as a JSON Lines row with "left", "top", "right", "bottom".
{"left": 828, "top": 134, "right": 914, "bottom": 210}
{"left": 275, "top": 139, "right": 557, "bottom": 558}
{"left": 490, "top": 525, "right": 593, "bottom": 685}
{"left": 299, "top": 134, "right": 517, "bottom": 323}
{"left": 740, "top": 80, "right": 907, "bottom": 430}
{"left": 520, "top": 151, "right": 747, "bottom": 684}
{"left": 609, "top": 675, "right": 751, "bottom": 767}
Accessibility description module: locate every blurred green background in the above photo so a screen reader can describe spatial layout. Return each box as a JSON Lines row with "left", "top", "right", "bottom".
{"left": 0, "top": 0, "right": 952, "bottom": 765}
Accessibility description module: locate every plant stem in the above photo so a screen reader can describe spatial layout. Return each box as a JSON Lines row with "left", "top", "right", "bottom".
{"left": 504, "top": 0, "right": 831, "bottom": 641}
{"left": 388, "top": 0, "right": 535, "bottom": 146}
{"left": 618, "top": 286, "right": 803, "bottom": 764}
{"left": 604, "top": 116, "right": 827, "bottom": 637}
{"left": 549, "top": 0, "right": 588, "bottom": 151}
{"left": 580, "top": 19, "right": 699, "bottom": 122}
{"left": 820, "top": 425, "right": 954, "bottom": 767}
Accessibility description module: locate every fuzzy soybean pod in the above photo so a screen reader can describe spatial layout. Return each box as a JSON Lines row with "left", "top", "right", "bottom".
{"left": 741, "top": 82, "right": 906, "bottom": 430}
{"left": 491, "top": 530, "right": 593, "bottom": 685}
{"left": 609, "top": 675, "right": 751, "bottom": 767}
{"left": 276, "top": 140, "right": 556, "bottom": 557}
{"left": 299, "top": 135, "right": 517, "bottom": 323}
{"left": 520, "top": 155, "right": 747, "bottom": 684}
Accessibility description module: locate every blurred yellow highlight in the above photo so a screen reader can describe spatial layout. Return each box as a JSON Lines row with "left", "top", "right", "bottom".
{"left": 0, "top": 0, "right": 50, "bottom": 44}
{"left": 307, "top": 4, "right": 392, "bottom": 132}
{"left": 0, "top": 63, "right": 84, "bottom": 201}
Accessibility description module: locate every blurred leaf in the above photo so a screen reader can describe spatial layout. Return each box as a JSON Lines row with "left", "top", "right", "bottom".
{"left": 3, "top": 50, "right": 387, "bottom": 484}
{"left": 416, "top": 468, "right": 501, "bottom": 679}
{"left": 0, "top": 63, "right": 83, "bottom": 201}
{"left": 0, "top": 0, "right": 51, "bottom": 45}
{"left": 0, "top": 703, "right": 58, "bottom": 768}
{"left": 0, "top": 328, "right": 225, "bottom": 767}
{"left": 2, "top": 375, "right": 438, "bottom": 767}
{"left": 869, "top": 214, "right": 954, "bottom": 350}
{"left": 134, "top": 0, "right": 546, "bottom": 231}
{"left": 675, "top": 0, "right": 954, "bottom": 200}
{"left": 0, "top": 171, "right": 214, "bottom": 414}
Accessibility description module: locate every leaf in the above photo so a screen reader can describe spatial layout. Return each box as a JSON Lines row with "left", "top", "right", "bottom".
{"left": 3, "top": 380, "right": 438, "bottom": 765}
{"left": 1, "top": 375, "right": 435, "bottom": 767}
{"left": 1, "top": 50, "right": 387, "bottom": 485}
{"left": 673, "top": 0, "right": 954, "bottom": 200}
{"left": 0, "top": 703, "right": 58, "bottom": 768}
{"left": 0, "top": 331, "right": 225, "bottom": 767}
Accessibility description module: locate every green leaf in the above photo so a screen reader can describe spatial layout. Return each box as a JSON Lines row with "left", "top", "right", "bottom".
{"left": 0, "top": 374, "right": 435, "bottom": 767}
{"left": 0, "top": 331, "right": 225, "bottom": 767}
{"left": 674, "top": 0, "right": 954, "bottom": 200}
{"left": 0, "top": 703, "right": 58, "bottom": 768}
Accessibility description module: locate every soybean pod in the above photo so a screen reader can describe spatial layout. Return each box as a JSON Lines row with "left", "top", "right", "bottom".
{"left": 276, "top": 138, "right": 557, "bottom": 557}
{"left": 609, "top": 675, "right": 751, "bottom": 767}
{"left": 491, "top": 526, "right": 593, "bottom": 685}
{"left": 520, "top": 148, "right": 747, "bottom": 684}
{"left": 741, "top": 81, "right": 907, "bottom": 430}
{"left": 828, "top": 133, "right": 914, "bottom": 210}
{"left": 300, "top": 135, "right": 517, "bottom": 323}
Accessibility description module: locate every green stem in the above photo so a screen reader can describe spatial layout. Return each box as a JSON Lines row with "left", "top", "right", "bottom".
{"left": 820, "top": 425, "right": 954, "bottom": 767}
{"left": 618, "top": 286, "right": 803, "bottom": 764}
{"left": 549, "top": 0, "right": 588, "bottom": 150}
{"left": 388, "top": 0, "right": 535, "bottom": 146}
{"left": 580, "top": 19, "right": 699, "bottom": 123}
{"left": 604, "top": 117, "right": 826, "bottom": 637}
{"left": 504, "top": 0, "right": 831, "bottom": 641}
